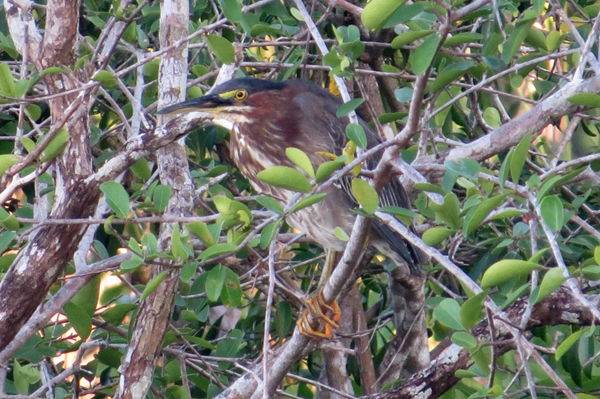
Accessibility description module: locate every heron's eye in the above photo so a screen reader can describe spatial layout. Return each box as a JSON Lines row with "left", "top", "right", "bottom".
{"left": 234, "top": 90, "right": 248, "bottom": 101}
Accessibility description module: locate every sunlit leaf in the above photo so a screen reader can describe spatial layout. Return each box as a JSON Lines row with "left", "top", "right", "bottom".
{"left": 481, "top": 260, "right": 542, "bottom": 288}
{"left": 257, "top": 166, "right": 312, "bottom": 193}
{"left": 351, "top": 178, "right": 378, "bottom": 214}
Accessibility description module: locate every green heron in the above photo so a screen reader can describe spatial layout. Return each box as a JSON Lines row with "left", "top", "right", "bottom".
{"left": 160, "top": 77, "right": 422, "bottom": 337}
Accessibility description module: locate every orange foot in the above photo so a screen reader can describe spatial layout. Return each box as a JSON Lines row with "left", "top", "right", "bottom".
{"left": 296, "top": 290, "right": 341, "bottom": 339}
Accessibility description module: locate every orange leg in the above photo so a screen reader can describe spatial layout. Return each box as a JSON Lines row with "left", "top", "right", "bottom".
{"left": 296, "top": 251, "right": 341, "bottom": 339}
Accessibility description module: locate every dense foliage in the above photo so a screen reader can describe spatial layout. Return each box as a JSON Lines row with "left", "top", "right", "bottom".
{"left": 0, "top": 0, "right": 600, "bottom": 397}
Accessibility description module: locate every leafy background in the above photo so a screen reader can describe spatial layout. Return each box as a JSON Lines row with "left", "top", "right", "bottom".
{"left": 0, "top": 0, "right": 599, "bottom": 397}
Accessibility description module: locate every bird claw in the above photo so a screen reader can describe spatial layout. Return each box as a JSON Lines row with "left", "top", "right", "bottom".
{"left": 296, "top": 290, "right": 341, "bottom": 339}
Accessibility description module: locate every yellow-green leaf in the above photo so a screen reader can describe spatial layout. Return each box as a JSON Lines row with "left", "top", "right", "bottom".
{"left": 391, "top": 29, "right": 434, "bottom": 49}
{"left": 481, "top": 260, "right": 543, "bottom": 288}
{"left": 205, "top": 35, "right": 235, "bottom": 64}
{"left": 351, "top": 178, "right": 379, "bottom": 214}
{"left": 362, "top": 0, "right": 406, "bottom": 30}
{"left": 286, "top": 147, "right": 315, "bottom": 178}
{"left": 534, "top": 267, "right": 566, "bottom": 304}
{"left": 257, "top": 166, "right": 312, "bottom": 193}
{"left": 422, "top": 227, "right": 455, "bottom": 246}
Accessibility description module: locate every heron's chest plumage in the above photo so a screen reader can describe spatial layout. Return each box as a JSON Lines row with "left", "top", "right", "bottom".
{"left": 229, "top": 123, "right": 353, "bottom": 251}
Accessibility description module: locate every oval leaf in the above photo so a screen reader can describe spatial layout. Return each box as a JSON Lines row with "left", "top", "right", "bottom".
{"left": 257, "top": 166, "right": 312, "bottom": 193}
{"left": 286, "top": 147, "right": 315, "bottom": 178}
{"left": 140, "top": 271, "right": 169, "bottom": 301}
{"left": 153, "top": 185, "right": 172, "bottom": 213}
{"left": 535, "top": 267, "right": 566, "bottom": 304}
{"left": 336, "top": 98, "right": 364, "bottom": 118}
{"left": 422, "top": 227, "right": 455, "bottom": 246}
{"left": 100, "top": 181, "right": 130, "bottom": 218}
{"left": 463, "top": 195, "right": 505, "bottom": 236}
{"left": 199, "top": 243, "right": 237, "bottom": 261}
{"left": 412, "top": 34, "right": 441, "bottom": 75}
{"left": 346, "top": 123, "right": 368, "bottom": 149}
{"left": 315, "top": 159, "right": 345, "bottom": 183}
{"left": 567, "top": 93, "right": 600, "bottom": 107}
{"left": 205, "top": 35, "right": 235, "bottom": 64}
{"left": 362, "top": 0, "right": 407, "bottom": 30}
{"left": 206, "top": 265, "right": 227, "bottom": 302}
{"left": 351, "top": 178, "right": 379, "bottom": 214}
{"left": 481, "top": 260, "right": 543, "bottom": 288}
{"left": 433, "top": 298, "right": 464, "bottom": 330}
{"left": 290, "top": 193, "right": 327, "bottom": 214}
{"left": 391, "top": 29, "right": 435, "bottom": 49}
{"left": 540, "top": 195, "right": 564, "bottom": 233}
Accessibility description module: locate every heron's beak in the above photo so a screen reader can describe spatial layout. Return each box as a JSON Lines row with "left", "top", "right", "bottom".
{"left": 158, "top": 94, "right": 233, "bottom": 115}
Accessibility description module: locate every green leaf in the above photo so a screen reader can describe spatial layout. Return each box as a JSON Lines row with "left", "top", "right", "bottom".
{"left": 206, "top": 265, "right": 227, "bottom": 302}
{"left": 286, "top": 147, "right": 315, "bottom": 178}
{"left": 444, "top": 32, "right": 483, "bottom": 47}
{"left": 412, "top": 34, "right": 441, "bottom": 75}
{"left": 121, "top": 254, "right": 143, "bottom": 270}
{"left": 567, "top": 93, "right": 600, "bottom": 107}
{"left": 534, "top": 267, "right": 566, "bottom": 304}
{"left": 502, "top": 23, "right": 532, "bottom": 63}
{"left": 181, "top": 262, "right": 199, "bottom": 283}
{"left": 41, "top": 129, "right": 69, "bottom": 162}
{"left": 222, "top": 267, "right": 242, "bottom": 307}
{"left": 361, "top": 0, "right": 407, "bottom": 30}
{"left": 260, "top": 220, "right": 281, "bottom": 249}
{"left": 0, "top": 231, "right": 16, "bottom": 254}
{"left": 538, "top": 174, "right": 562, "bottom": 201}
{"left": 290, "top": 193, "right": 327, "bottom": 214}
{"left": 205, "top": 35, "right": 235, "bottom": 64}
{"left": 546, "top": 30, "right": 561, "bottom": 51}
{"left": 429, "top": 192, "right": 463, "bottom": 230}
{"left": 444, "top": 159, "right": 480, "bottom": 179}
{"left": 351, "top": 178, "right": 378, "bottom": 214}
{"left": 427, "top": 60, "right": 475, "bottom": 93}
{"left": 171, "top": 223, "right": 189, "bottom": 261}
{"left": 463, "top": 195, "right": 505, "bottom": 236}
{"left": 460, "top": 291, "right": 486, "bottom": 329}
{"left": 483, "top": 107, "right": 501, "bottom": 128}
{"left": 391, "top": 29, "right": 435, "bottom": 49}
{"left": 511, "top": 132, "right": 532, "bottom": 183}
{"left": 64, "top": 302, "right": 92, "bottom": 340}
{"left": 101, "top": 303, "right": 136, "bottom": 325}
{"left": 540, "top": 195, "right": 564, "bottom": 233}
{"left": 276, "top": 301, "right": 293, "bottom": 338}
{"left": 140, "top": 271, "right": 169, "bottom": 301}
{"left": 92, "top": 70, "right": 116, "bottom": 83}
{"left": 131, "top": 158, "right": 152, "bottom": 180}
{"left": 346, "top": 123, "right": 368, "bottom": 149}
{"left": 100, "top": 181, "right": 130, "bottom": 218}
{"left": 153, "top": 185, "right": 172, "bottom": 213}
{"left": 188, "top": 221, "right": 216, "bottom": 247}
{"left": 498, "top": 148, "right": 512, "bottom": 190}
{"left": 334, "top": 226, "right": 349, "bottom": 241}
{"left": 433, "top": 298, "right": 464, "bottom": 330}
{"left": 452, "top": 331, "right": 477, "bottom": 349}
{"left": 199, "top": 243, "right": 237, "bottom": 261}
{"left": 257, "top": 166, "right": 312, "bottom": 193}
{"left": 422, "top": 227, "right": 455, "bottom": 246}
{"left": 556, "top": 329, "right": 586, "bottom": 361}
{"left": 336, "top": 99, "right": 365, "bottom": 118}
{"left": 378, "top": 206, "right": 419, "bottom": 219}
{"left": 256, "top": 195, "right": 283, "bottom": 215}
{"left": 0, "top": 154, "right": 20, "bottom": 176}
{"left": 315, "top": 159, "right": 345, "bottom": 183}
{"left": 481, "top": 260, "right": 543, "bottom": 288}
{"left": 413, "top": 183, "right": 445, "bottom": 195}
{"left": 216, "top": 0, "right": 242, "bottom": 22}
{"left": 0, "top": 63, "right": 16, "bottom": 97}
